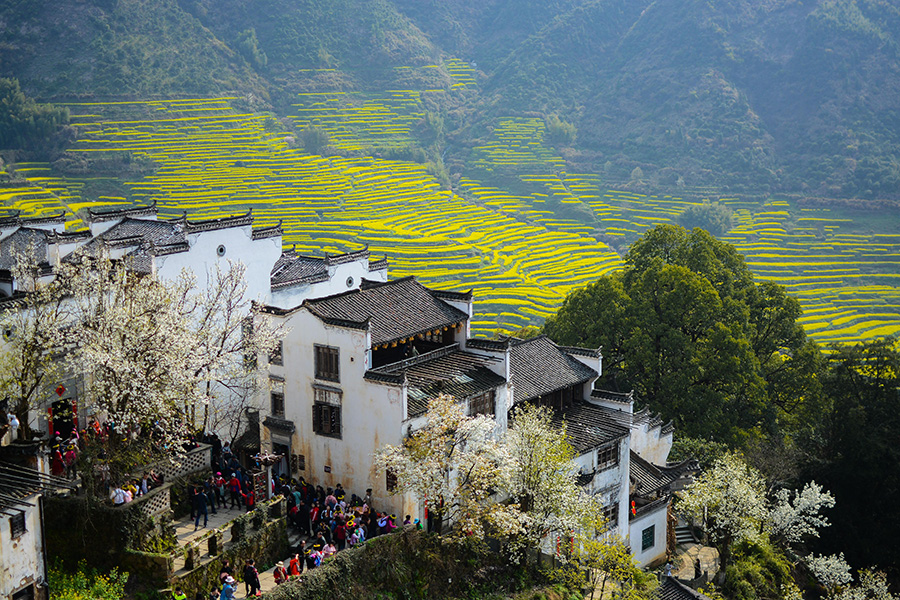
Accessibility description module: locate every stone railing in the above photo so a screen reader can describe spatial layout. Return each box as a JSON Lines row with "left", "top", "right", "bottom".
{"left": 145, "top": 443, "right": 212, "bottom": 481}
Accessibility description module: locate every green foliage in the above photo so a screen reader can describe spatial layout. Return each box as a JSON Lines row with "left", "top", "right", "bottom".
{"left": 0, "top": 78, "right": 69, "bottom": 151}
{"left": 237, "top": 28, "right": 267, "bottom": 68}
{"left": 677, "top": 202, "right": 734, "bottom": 236}
{"left": 543, "top": 225, "right": 815, "bottom": 444}
{"left": 301, "top": 125, "right": 330, "bottom": 155}
{"left": 722, "top": 539, "right": 793, "bottom": 600}
{"left": 805, "top": 337, "right": 900, "bottom": 575}
{"left": 669, "top": 436, "right": 729, "bottom": 469}
{"left": 49, "top": 559, "right": 128, "bottom": 600}
{"left": 545, "top": 115, "right": 576, "bottom": 146}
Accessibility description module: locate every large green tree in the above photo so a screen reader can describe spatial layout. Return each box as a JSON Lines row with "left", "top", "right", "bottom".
{"left": 543, "top": 225, "right": 817, "bottom": 443}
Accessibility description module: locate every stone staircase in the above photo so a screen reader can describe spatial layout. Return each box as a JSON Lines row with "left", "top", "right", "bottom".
{"left": 675, "top": 524, "right": 696, "bottom": 545}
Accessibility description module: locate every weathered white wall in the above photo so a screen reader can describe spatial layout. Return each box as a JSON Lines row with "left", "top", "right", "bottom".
{"left": 156, "top": 227, "right": 281, "bottom": 301}
{"left": 630, "top": 423, "right": 673, "bottom": 466}
{"left": 0, "top": 496, "right": 44, "bottom": 598}
{"left": 268, "top": 258, "right": 374, "bottom": 309}
{"left": 264, "top": 309, "right": 407, "bottom": 516}
{"left": 629, "top": 503, "right": 668, "bottom": 568}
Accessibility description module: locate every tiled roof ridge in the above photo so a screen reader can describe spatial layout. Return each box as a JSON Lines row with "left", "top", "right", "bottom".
{"left": 270, "top": 271, "right": 330, "bottom": 290}
{"left": 325, "top": 246, "right": 369, "bottom": 266}
{"left": 368, "top": 257, "right": 389, "bottom": 270}
{"left": 252, "top": 221, "right": 282, "bottom": 240}
{"left": 46, "top": 230, "right": 92, "bottom": 242}
{"left": 0, "top": 212, "right": 22, "bottom": 226}
{"left": 103, "top": 235, "right": 145, "bottom": 249}
{"left": 7, "top": 210, "right": 68, "bottom": 226}
{"left": 559, "top": 345, "right": 602, "bottom": 358}
{"left": 370, "top": 343, "right": 461, "bottom": 374}
{"left": 430, "top": 288, "right": 474, "bottom": 302}
{"left": 591, "top": 388, "right": 634, "bottom": 403}
{"left": 88, "top": 201, "right": 157, "bottom": 221}
{"left": 184, "top": 209, "right": 253, "bottom": 233}
{"left": 630, "top": 449, "right": 663, "bottom": 478}
{"left": 318, "top": 315, "right": 370, "bottom": 330}
{"left": 363, "top": 370, "right": 406, "bottom": 385}
{"left": 466, "top": 337, "right": 513, "bottom": 351}
{"left": 359, "top": 275, "right": 416, "bottom": 291}
{"left": 148, "top": 241, "right": 191, "bottom": 256}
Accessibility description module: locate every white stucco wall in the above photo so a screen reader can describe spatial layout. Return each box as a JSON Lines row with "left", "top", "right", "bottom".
{"left": 155, "top": 227, "right": 281, "bottom": 301}
{"left": 268, "top": 258, "right": 374, "bottom": 309}
{"left": 629, "top": 502, "right": 669, "bottom": 567}
{"left": 264, "top": 309, "right": 409, "bottom": 516}
{"left": 578, "top": 435, "right": 631, "bottom": 540}
{"left": 630, "top": 423, "right": 673, "bottom": 466}
{"left": 0, "top": 496, "right": 44, "bottom": 599}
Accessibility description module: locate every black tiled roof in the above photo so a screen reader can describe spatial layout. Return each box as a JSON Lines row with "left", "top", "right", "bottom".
{"left": 0, "top": 461, "right": 76, "bottom": 511}
{"left": 509, "top": 336, "right": 597, "bottom": 404}
{"left": 657, "top": 577, "right": 711, "bottom": 600}
{"left": 304, "top": 277, "right": 468, "bottom": 347}
{"left": 466, "top": 338, "right": 512, "bottom": 352}
{"left": 631, "top": 452, "right": 700, "bottom": 496}
{"left": 0, "top": 228, "right": 49, "bottom": 270}
{"left": 270, "top": 252, "right": 329, "bottom": 289}
{"left": 87, "top": 202, "right": 157, "bottom": 222}
{"left": 549, "top": 401, "right": 629, "bottom": 454}
{"left": 67, "top": 218, "right": 185, "bottom": 262}
{"left": 368, "top": 344, "right": 506, "bottom": 418}
{"left": 591, "top": 389, "right": 634, "bottom": 405}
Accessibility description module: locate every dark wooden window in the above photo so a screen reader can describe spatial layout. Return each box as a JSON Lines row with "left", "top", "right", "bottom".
{"left": 10, "top": 511, "right": 26, "bottom": 538}
{"left": 312, "top": 403, "right": 341, "bottom": 438}
{"left": 386, "top": 469, "right": 397, "bottom": 492}
{"left": 642, "top": 524, "right": 655, "bottom": 552}
{"left": 269, "top": 340, "right": 283, "bottom": 366}
{"left": 12, "top": 584, "right": 34, "bottom": 600}
{"left": 271, "top": 392, "right": 285, "bottom": 417}
{"left": 314, "top": 345, "right": 340, "bottom": 382}
{"left": 242, "top": 318, "right": 257, "bottom": 370}
{"left": 468, "top": 391, "right": 496, "bottom": 417}
{"left": 597, "top": 442, "right": 620, "bottom": 471}
{"left": 292, "top": 454, "right": 305, "bottom": 471}
{"left": 602, "top": 501, "right": 619, "bottom": 530}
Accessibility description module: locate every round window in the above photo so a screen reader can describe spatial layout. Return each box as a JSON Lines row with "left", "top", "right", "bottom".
{"left": 217, "top": 244, "right": 226, "bottom": 257}
{"left": 346, "top": 276, "right": 354, "bottom": 288}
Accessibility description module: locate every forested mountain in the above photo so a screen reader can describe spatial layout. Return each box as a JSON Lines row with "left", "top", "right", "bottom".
{"left": 2, "top": 0, "right": 898, "bottom": 197}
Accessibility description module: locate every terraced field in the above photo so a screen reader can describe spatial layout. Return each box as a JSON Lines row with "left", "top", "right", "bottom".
{"left": 0, "top": 98, "right": 621, "bottom": 336}
{"left": 1, "top": 92, "right": 896, "bottom": 345}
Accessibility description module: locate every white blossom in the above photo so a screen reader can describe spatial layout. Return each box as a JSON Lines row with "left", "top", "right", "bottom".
{"left": 770, "top": 480, "right": 835, "bottom": 544}
{"left": 678, "top": 452, "right": 769, "bottom": 549}
{"left": 808, "top": 552, "right": 853, "bottom": 593}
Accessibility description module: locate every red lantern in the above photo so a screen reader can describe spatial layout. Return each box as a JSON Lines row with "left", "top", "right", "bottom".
{"left": 631, "top": 500, "right": 637, "bottom": 516}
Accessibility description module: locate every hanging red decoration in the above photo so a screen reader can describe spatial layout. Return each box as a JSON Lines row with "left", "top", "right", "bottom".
{"left": 55, "top": 384, "right": 66, "bottom": 397}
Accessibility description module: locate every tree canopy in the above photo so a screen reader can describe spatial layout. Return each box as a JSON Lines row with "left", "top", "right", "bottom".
{"left": 543, "top": 225, "right": 816, "bottom": 444}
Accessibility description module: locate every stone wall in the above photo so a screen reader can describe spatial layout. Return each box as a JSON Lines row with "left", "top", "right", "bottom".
{"left": 146, "top": 444, "right": 212, "bottom": 481}
{"left": 168, "top": 510, "right": 289, "bottom": 598}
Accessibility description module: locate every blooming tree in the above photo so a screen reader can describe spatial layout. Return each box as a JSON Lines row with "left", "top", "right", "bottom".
{"left": 678, "top": 452, "right": 769, "bottom": 562}
{"left": 770, "top": 480, "right": 836, "bottom": 545}
{"left": 374, "top": 394, "right": 523, "bottom": 539}
{"left": 808, "top": 553, "right": 853, "bottom": 595}
{"left": 63, "top": 255, "right": 202, "bottom": 462}
{"left": 0, "top": 250, "right": 69, "bottom": 440}
{"left": 182, "top": 260, "right": 282, "bottom": 438}
{"left": 505, "top": 403, "right": 604, "bottom": 549}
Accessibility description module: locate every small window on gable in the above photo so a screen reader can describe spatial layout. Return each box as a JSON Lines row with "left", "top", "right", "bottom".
{"left": 314, "top": 345, "right": 340, "bottom": 382}
{"left": 602, "top": 501, "right": 619, "bottom": 530}
{"left": 11, "top": 584, "right": 34, "bottom": 600}
{"left": 598, "top": 442, "right": 620, "bottom": 471}
{"left": 10, "top": 511, "right": 26, "bottom": 539}
{"left": 271, "top": 391, "right": 285, "bottom": 417}
{"left": 386, "top": 468, "right": 397, "bottom": 492}
{"left": 269, "top": 340, "right": 283, "bottom": 366}
{"left": 642, "top": 524, "right": 655, "bottom": 552}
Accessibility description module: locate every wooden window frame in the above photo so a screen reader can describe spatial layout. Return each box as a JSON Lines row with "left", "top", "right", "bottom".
{"left": 312, "top": 403, "right": 341, "bottom": 438}
{"left": 468, "top": 391, "right": 496, "bottom": 417}
{"left": 10, "top": 511, "right": 26, "bottom": 539}
{"left": 314, "top": 345, "right": 340, "bottom": 382}
{"left": 270, "top": 391, "right": 285, "bottom": 417}
{"left": 641, "top": 524, "right": 655, "bottom": 552}
{"left": 597, "top": 441, "right": 620, "bottom": 471}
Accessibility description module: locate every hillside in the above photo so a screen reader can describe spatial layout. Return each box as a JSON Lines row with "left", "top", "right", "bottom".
{"left": 3, "top": 0, "right": 899, "bottom": 198}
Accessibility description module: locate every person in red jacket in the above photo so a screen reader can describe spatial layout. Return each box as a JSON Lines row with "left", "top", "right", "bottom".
{"left": 243, "top": 488, "right": 255, "bottom": 512}
{"left": 228, "top": 473, "right": 242, "bottom": 509}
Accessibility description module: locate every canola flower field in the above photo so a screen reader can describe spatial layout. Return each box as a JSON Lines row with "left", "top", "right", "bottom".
{"left": 1, "top": 89, "right": 897, "bottom": 344}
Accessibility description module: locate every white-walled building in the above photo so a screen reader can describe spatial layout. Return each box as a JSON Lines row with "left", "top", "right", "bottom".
{"left": 0, "top": 205, "right": 387, "bottom": 440}
{"left": 1, "top": 205, "right": 694, "bottom": 566}
{"left": 0, "top": 461, "right": 75, "bottom": 600}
